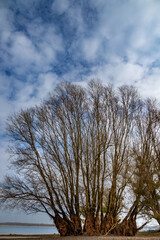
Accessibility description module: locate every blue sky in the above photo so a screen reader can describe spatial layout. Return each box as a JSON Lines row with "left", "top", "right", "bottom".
{"left": 0, "top": 0, "right": 160, "bottom": 224}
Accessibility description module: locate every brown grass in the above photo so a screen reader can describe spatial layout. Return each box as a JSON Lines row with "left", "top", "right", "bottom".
{"left": 0, "top": 232, "right": 160, "bottom": 240}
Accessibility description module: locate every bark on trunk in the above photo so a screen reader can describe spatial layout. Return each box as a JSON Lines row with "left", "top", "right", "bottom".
{"left": 155, "top": 218, "right": 160, "bottom": 232}
{"left": 83, "top": 214, "right": 95, "bottom": 235}
{"left": 156, "top": 218, "right": 160, "bottom": 230}
{"left": 112, "top": 217, "right": 138, "bottom": 236}
{"left": 54, "top": 214, "right": 75, "bottom": 236}
{"left": 71, "top": 214, "right": 82, "bottom": 235}
{"left": 110, "top": 200, "right": 139, "bottom": 236}
{"left": 83, "top": 213, "right": 100, "bottom": 235}
{"left": 101, "top": 214, "right": 116, "bottom": 234}
{"left": 95, "top": 215, "right": 100, "bottom": 233}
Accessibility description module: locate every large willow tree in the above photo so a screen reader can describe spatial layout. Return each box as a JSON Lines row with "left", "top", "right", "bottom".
{"left": 0, "top": 81, "right": 160, "bottom": 236}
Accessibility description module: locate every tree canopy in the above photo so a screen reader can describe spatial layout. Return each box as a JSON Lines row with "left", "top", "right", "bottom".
{"left": 0, "top": 81, "right": 160, "bottom": 236}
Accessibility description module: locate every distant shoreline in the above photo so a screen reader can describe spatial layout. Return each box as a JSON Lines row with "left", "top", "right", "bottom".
{"left": 0, "top": 222, "right": 55, "bottom": 227}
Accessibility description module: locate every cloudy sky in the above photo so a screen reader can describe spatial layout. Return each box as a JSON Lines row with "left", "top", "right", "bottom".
{"left": 0, "top": 0, "right": 160, "bottom": 224}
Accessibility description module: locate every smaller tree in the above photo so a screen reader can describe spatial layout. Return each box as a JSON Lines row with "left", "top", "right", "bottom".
{"left": 137, "top": 100, "right": 160, "bottom": 226}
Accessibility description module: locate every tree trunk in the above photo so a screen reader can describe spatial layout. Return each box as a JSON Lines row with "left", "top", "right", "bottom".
{"left": 83, "top": 213, "right": 100, "bottom": 235}
{"left": 83, "top": 213, "right": 95, "bottom": 235}
{"left": 54, "top": 214, "right": 75, "bottom": 236}
{"left": 112, "top": 217, "right": 138, "bottom": 236}
{"left": 155, "top": 217, "right": 160, "bottom": 232}
{"left": 110, "top": 200, "right": 140, "bottom": 236}
{"left": 102, "top": 214, "right": 117, "bottom": 234}
{"left": 95, "top": 215, "right": 100, "bottom": 233}
{"left": 71, "top": 214, "right": 82, "bottom": 235}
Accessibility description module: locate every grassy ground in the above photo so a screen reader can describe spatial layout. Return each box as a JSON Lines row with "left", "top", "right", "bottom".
{"left": 0, "top": 232, "right": 160, "bottom": 240}
{"left": 137, "top": 230, "right": 160, "bottom": 237}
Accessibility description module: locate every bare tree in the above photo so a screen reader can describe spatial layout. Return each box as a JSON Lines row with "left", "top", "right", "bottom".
{"left": 133, "top": 99, "right": 160, "bottom": 226}
{"left": 102, "top": 85, "right": 143, "bottom": 236}
{"left": 1, "top": 81, "right": 160, "bottom": 236}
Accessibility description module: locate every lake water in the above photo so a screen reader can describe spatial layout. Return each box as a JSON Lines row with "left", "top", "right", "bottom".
{"left": 1, "top": 225, "right": 159, "bottom": 235}
{"left": 0, "top": 225, "right": 58, "bottom": 235}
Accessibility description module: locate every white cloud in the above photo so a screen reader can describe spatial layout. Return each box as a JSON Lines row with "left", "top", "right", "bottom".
{"left": 79, "top": 0, "right": 160, "bottom": 69}
{"left": 135, "top": 68, "right": 160, "bottom": 99}
{"left": 4, "top": 27, "right": 63, "bottom": 74}
{"left": 37, "top": 72, "right": 59, "bottom": 99}
{"left": 26, "top": 19, "right": 63, "bottom": 53}
{"left": 0, "top": 73, "right": 12, "bottom": 97}
{"left": 82, "top": 37, "right": 102, "bottom": 61}
{"left": 1, "top": 0, "right": 160, "bottom": 135}
{"left": 0, "top": 73, "right": 15, "bottom": 131}
{"left": 0, "top": 96, "right": 12, "bottom": 125}
{"left": 10, "top": 32, "right": 40, "bottom": 64}
{"left": 52, "top": 0, "right": 70, "bottom": 15}
{"left": 87, "top": 60, "right": 144, "bottom": 85}
{"left": 0, "top": 7, "right": 14, "bottom": 33}
{"left": 0, "top": 7, "right": 64, "bottom": 76}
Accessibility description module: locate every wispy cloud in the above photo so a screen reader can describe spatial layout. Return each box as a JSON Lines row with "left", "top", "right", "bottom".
{"left": 52, "top": 0, "right": 70, "bottom": 14}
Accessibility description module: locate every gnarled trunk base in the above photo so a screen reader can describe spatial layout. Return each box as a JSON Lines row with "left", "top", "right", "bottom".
{"left": 54, "top": 215, "right": 74, "bottom": 236}
{"left": 103, "top": 215, "right": 116, "bottom": 234}
{"left": 54, "top": 212, "right": 138, "bottom": 236}
{"left": 83, "top": 213, "right": 100, "bottom": 235}
{"left": 54, "top": 214, "right": 82, "bottom": 236}
{"left": 112, "top": 218, "right": 138, "bottom": 236}
{"left": 71, "top": 214, "right": 82, "bottom": 235}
